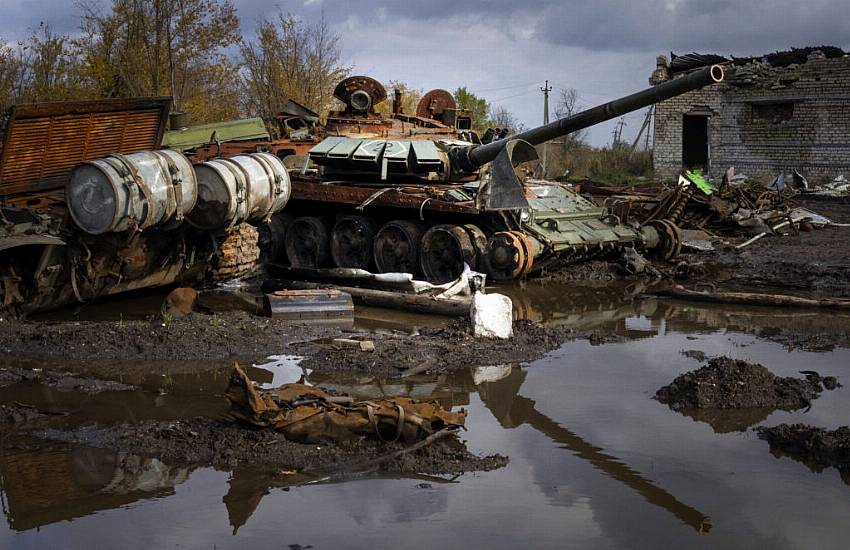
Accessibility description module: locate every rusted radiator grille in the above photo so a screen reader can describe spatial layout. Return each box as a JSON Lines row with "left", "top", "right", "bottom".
{"left": 0, "top": 97, "right": 170, "bottom": 197}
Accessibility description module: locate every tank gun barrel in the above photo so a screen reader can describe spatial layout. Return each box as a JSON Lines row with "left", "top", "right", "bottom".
{"left": 456, "top": 64, "right": 725, "bottom": 171}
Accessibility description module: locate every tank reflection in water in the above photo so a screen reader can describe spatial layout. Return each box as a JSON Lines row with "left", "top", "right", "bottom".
{"left": 2, "top": 295, "right": 850, "bottom": 548}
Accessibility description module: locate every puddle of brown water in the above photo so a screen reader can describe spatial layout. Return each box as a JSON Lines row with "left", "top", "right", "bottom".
{"left": 3, "top": 289, "right": 850, "bottom": 548}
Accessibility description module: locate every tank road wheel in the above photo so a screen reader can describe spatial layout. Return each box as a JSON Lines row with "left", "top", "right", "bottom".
{"left": 330, "top": 216, "right": 377, "bottom": 269}
{"left": 461, "top": 224, "right": 489, "bottom": 273}
{"left": 258, "top": 212, "right": 293, "bottom": 263}
{"left": 647, "top": 219, "right": 683, "bottom": 261}
{"left": 420, "top": 224, "right": 480, "bottom": 283}
{"left": 487, "top": 231, "right": 537, "bottom": 280}
{"left": 284, "top": 216, "right": 331, "bottom": 268}
{"left": 373, "top": 220, "right": 425, "bottom": 275}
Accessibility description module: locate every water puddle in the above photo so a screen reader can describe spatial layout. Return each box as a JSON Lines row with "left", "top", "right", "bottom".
{"left": 3, "top": 289, "right": 850, "bottom": 548}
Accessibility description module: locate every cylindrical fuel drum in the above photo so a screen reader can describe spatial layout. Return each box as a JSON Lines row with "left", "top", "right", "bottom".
{"left": 67, "top": 150, "right": 197, "bottom": 235}
{"left": 188, "top": 153, "right": 291, "bottom": 230}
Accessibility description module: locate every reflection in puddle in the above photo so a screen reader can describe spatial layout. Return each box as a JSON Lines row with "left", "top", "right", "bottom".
{"left": 0, "top": 360, "right": 713, "bottom": 537}
{"left": 2, "top": 289, "right": 850, "bottom": 548}
{"left": 0, "top": 444, "right": 191, "bottom": 532}
{"left": 251, "top": 355, "right": 309, "bottom": 388}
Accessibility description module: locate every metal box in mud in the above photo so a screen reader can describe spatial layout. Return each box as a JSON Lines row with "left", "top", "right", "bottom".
{"left": 263, "top": 289, "right": 354, "bottom": 325}
{"left": 260, "top": 67, "right": 724, "bottom": 284}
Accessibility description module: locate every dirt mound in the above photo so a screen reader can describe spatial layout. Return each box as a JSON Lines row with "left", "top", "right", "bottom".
{"left": 36, "top": 417, "right": 508, "bottom": 476}
{"left": 656, "top": 357, "right": 825, "bottom": 410}
{"left": 757, "top": 424, "right": 850, "bottom": 482}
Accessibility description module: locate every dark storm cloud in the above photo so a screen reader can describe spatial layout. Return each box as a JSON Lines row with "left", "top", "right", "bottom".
{"left": 235, "top": 0, "right": 850, "bottom": 55}
{"left": 5, "top": 0, "right": 850, "bottom": 54}
{"left": 535, "top": 0, "right": 850, "bottom": 54}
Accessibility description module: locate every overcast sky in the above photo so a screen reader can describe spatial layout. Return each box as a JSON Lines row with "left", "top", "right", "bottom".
{"left": 2, "top": 0, "right": 849, "bottom": 145}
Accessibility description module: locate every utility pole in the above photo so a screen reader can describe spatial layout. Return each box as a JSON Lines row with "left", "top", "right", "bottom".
{"left": 612, "top": 117, "right": 626, "bottom": 148}
{"left": 630, "top": 106, "right": 654, "bottom": 152}
{"left": 540, "top": 80, "right": 552, "bottom": 177}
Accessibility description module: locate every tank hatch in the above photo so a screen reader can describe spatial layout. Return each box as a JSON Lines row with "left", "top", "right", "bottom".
{"left": 0, "top": 97, "right": 172, "bottom": 197}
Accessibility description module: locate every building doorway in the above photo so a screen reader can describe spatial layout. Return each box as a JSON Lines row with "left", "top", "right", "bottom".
{"left": 682, "top": 114, "right": 709, "bottom": 171}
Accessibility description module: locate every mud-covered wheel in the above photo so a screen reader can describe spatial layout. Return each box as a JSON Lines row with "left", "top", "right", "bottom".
{"left": 209, "top": 223, "right": 261, "bottom": 281}
{"left": 487, "top": 231, "right": 536, "bottom": 280}
{"left": 420, "top": 224, "right": 479, "bottom": 283}
{"left": 258, "top": 212, "right": 292, "bottom": 263}
{"left": 648, "top": 219, "right": 683, "bottom": 261}
{"left": 284, "top": 216, "right": 331, "bottom": 268}
{"left": 461, "top": 224, "right": 489, "bottom": 273}
{"left": 373, "top": 220, "right": 424, "bottom": 275}
{"left": 330, "top": 215, "right": 377, "bottom": 269}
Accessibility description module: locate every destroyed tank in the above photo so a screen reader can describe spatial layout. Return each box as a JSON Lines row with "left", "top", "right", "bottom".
{"left": 268, "top": 66, "right": 725, "bottom": 283}
{"left": 0, "top": 97, "right": 291, "bottom": 315}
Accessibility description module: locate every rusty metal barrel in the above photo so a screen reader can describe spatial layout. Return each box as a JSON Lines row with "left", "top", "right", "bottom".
{"left": 188, "top": 152, "right": 291, "bottom": 230}
{"left": 67, "top": 149, "right": 197, "bottom": 235}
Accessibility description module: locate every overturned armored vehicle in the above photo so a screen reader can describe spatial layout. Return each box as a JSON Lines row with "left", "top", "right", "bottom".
{"left": 0, "top": 98, "right": 290, "bottom": 315}
{"left": 271, "top": 66, "right": 725, "bottom": 283}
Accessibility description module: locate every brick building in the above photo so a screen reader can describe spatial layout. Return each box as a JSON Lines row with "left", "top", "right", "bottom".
{"left": 651, "top": 48, "right": 850, "bottom": 184}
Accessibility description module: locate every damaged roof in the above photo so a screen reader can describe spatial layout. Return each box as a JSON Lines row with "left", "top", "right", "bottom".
{"left": 670, "top": 46, "right": 848, "bottom": 74}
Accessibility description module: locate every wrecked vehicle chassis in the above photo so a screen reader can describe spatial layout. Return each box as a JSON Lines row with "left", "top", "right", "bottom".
{"left": 269, "top": 66, "right": 725, "bottom": 283}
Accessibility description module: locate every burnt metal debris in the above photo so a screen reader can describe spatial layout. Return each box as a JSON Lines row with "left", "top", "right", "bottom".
{"left": 0, "top": 97, "right": 290, "bottom": 316}
{"left": 225, "top": 363, "right": 466, "bottom": 444}
{"left": 0, "top": 66, "right": 728, "bottom": 315}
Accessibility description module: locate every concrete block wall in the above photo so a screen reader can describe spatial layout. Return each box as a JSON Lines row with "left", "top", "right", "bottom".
{"left": 652, "top": 55, "right": 850, "bottom": 184}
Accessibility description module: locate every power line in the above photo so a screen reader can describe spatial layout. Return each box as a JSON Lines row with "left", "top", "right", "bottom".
{"left": 473, "top": 81, "right": 538, "bottom": 94}
{"left": 489, "top": 88, "right": 539, "bottom": 103}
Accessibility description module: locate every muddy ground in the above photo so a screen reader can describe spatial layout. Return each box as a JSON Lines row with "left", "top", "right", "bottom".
{"left": 32, "top": 417, "right": 507, "bottom": 476}
{"left": 0, "top": 311, "right": 335, "bottom": 363}
{"left": 0, "top": 312, "right": 615, "bottom": 379}
{"left": 294, "top": 320, "right": 616, "bottom": 377}
{"left": 0, "top": 365, "right": 135, "bottom": 393}
{"left": 676, "top": 196, "right": 850, "bottom": 298}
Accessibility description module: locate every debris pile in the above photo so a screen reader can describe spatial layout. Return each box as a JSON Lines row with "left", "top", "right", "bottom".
{"left": 655, "top": 356, "right": 830, "bottom": 411}
{"left": 637, "top": 172, "right": 803, "bottom": 233}
{"left": 812, "top": 175, "right": 850, "bottom": 197}
{"left": 225, "top": 364, "right": 465, "bottom": 444}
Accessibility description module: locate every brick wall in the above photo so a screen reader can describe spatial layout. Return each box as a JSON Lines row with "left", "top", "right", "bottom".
{"left": 652, "top": 55, "right": 850, "bottom": 184}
